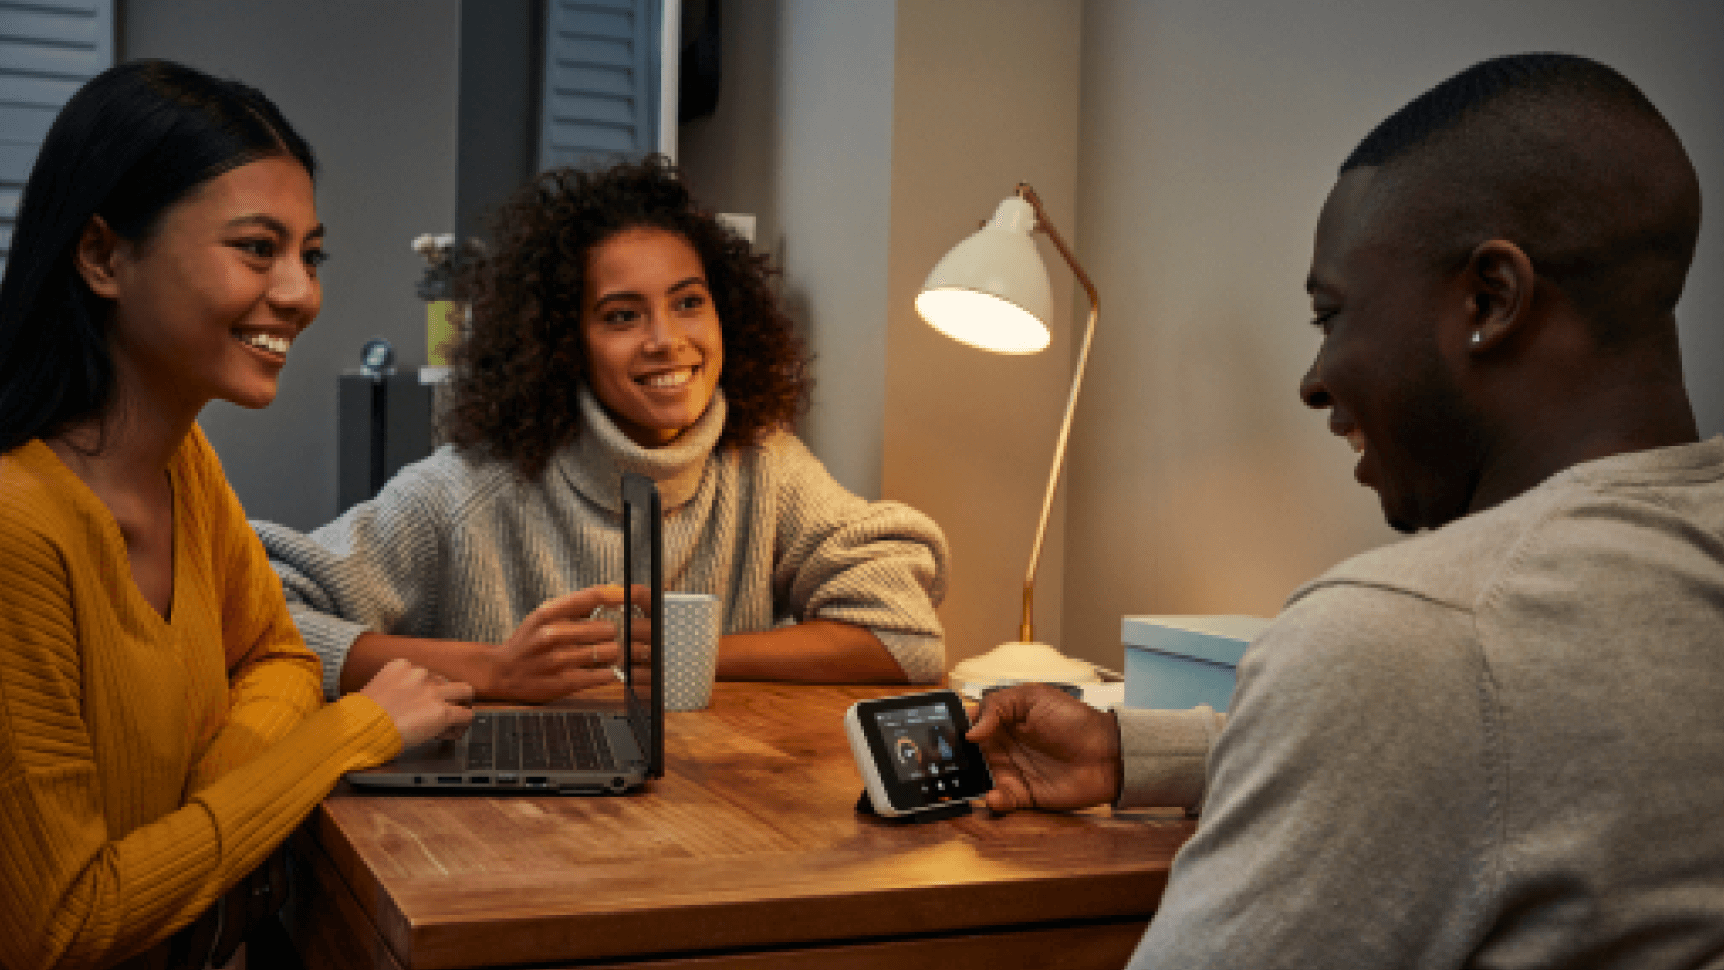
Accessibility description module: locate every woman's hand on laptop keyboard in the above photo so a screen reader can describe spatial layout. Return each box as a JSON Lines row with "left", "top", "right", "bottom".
{"left": 361, "top": 658, "right": 476, "bottom": 747}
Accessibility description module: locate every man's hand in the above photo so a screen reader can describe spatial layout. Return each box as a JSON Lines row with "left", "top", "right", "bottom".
{"left": 966, "top": 683, "right": 1122, "bottom": 813}
{"left": 485, "top": 585, "right": 651, "bottom": 702}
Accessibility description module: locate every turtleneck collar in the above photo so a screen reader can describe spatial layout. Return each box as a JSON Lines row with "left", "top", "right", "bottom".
{"left": 557, "top": 383, "right": 727, "bottom": 512}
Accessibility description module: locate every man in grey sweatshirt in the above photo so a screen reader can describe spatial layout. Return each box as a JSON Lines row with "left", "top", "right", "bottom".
{"left": 970, "top": 53, "right": 1724, "bottom": 969}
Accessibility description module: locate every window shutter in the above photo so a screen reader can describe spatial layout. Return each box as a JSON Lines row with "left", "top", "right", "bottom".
{"left": 0, "top": 0, "right": 113, "bottom": 272}
{"left": 538, "top": 0, "right": 661, "bottom": 171}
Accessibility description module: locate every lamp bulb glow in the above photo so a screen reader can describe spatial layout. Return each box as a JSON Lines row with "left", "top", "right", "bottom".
{"left": 915, "top": 289, "right": 1050, "bottom": 354}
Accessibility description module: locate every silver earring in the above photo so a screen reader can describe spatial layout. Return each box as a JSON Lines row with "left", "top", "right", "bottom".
{"left": 1470, "top": 331, "right": 1483, "bottom": 346}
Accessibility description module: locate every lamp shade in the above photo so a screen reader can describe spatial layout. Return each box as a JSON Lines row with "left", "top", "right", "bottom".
{"left": 916, "top": 197, "right": 1052, "bottom": 354}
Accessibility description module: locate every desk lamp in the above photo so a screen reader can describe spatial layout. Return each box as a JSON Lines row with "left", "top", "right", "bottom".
{"left": 916, "top": 182, "right": 1099, "bottom": 656}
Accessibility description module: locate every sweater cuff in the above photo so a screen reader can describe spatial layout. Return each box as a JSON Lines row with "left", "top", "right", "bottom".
{"left": 286, "top": 606, "right": 370, "bottom": 700}
{"left": 184, "top": 693, "right": 403, "bottom": 901}
{"left": 1113, "top": 705, "right": 1224, "bottom": 813}
{"left": 871, "top": 629, "right": 946, "bottom": 684}
{"left": 323, "top": 693, "right": 406, "bottom": 767}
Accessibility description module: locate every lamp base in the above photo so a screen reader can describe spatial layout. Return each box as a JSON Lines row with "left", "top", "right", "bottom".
{"left": 949, "top": 640, "right": 1101, "bottom": 692}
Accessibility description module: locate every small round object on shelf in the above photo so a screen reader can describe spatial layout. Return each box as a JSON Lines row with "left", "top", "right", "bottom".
{"left": 359, "top": 337, "right": 395, "bottom": 377}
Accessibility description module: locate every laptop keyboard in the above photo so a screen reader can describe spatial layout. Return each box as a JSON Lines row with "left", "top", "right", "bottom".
{"left": 465, "top": 711, "right": 618, "bottom": 772}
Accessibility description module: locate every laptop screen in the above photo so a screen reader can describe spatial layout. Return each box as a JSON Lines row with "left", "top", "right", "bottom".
{"left": 620, "top": 472, "right": 664, "bottom": 777}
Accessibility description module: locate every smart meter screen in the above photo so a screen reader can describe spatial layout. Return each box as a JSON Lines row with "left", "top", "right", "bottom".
{"left": 873, "top": 701, "right": 977, "bottom": 794}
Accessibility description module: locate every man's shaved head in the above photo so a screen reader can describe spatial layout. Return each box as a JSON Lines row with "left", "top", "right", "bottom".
{"left": 1341, "top": 53, "right": 1700, "bottom": 349}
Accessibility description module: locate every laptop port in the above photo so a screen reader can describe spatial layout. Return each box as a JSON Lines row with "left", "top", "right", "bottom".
{"left": 436, "top": 777, "right": 462, "bottom": 785}
{"left": 469, "top": 776, "right": 490, "bottom": 785}
{"left": 497, "top": 774, "right": 519, "bottom": 784}
{"left": 525, "top": 776, "right": 549, "bottom": 786}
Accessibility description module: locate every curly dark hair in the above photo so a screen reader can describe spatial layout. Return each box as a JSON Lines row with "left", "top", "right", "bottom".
{"left": 440, "top": 155, "right": 811, "bottom": 479}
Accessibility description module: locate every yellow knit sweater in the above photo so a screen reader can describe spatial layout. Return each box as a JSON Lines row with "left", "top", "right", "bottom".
{"left": 0, "top": 428, "right": 402, "bottom": 970}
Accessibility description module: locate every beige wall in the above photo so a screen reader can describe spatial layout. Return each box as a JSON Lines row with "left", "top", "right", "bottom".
{"left": 881, "top": 0, "right": 1084, "bottom": 661}
{"left": 1059, "top": 0, "right": 1724, "bottom": 669}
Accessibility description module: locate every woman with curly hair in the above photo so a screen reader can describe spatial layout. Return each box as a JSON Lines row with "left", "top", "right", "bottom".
{"left": 255, "top": 156, "right": 949, "bottom": 701}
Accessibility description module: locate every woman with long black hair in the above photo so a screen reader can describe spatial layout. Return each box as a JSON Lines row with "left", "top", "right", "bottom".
{"left": 0, "top": 60, "right": 471, "bottom": 969}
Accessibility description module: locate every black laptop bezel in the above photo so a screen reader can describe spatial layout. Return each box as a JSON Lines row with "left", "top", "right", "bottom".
{"left": 621, "top": 472, "right": 665, "bottom": 778}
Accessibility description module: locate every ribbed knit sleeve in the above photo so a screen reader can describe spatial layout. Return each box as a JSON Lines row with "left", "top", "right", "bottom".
{"left": 1114, "top": 706, "right": 1224, "bottom": 813}
{"left": 183, "top": 430, "right": 374, "bottom": 790}
{"left": 765, "top": 434, "right": 950, "bottom": 683}
{"left": 0, "top": 434, "right": 403, "bottom": 970}
{"left": 255, "top": 450, "right": 475, "bottom": 700}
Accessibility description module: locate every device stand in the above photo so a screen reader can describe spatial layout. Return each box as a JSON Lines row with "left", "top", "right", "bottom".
{"left": 854, "top": 790, "right": 973, "bottom": 824}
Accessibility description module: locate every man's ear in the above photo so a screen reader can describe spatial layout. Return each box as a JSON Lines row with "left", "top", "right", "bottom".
{"left": 73, "top": 215, "right": 125, "bottom": 300}
{"left": 1464, "top": 239, "right": 1535, "bottom": 353}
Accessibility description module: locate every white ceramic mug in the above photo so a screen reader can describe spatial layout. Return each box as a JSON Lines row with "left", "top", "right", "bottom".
{"left": 662, "top": 592, "right": 721, "bottom": 711}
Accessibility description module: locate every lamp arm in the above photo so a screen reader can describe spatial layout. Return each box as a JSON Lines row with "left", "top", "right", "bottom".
{"left": 1015, "top": 184, "right": 1101, "bottom": 644}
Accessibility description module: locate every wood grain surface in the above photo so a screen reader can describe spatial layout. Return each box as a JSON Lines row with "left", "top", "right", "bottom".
{"left": 286, "top": 683, "right": 1194, "bottom": 969}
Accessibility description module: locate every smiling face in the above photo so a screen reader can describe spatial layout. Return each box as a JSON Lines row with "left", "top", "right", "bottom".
{"left": 580, "top": 228, "right": 724, "bottom": 447}
{"left": 1300, "top": 168, "right": 1485, "bottom": 533}
{"left": 87, "top": 154, "right": 324, "bottom": 417}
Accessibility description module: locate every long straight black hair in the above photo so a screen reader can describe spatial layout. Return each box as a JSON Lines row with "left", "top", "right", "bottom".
{"left": 0, "top": 59, "right": 317, "bottom": 454}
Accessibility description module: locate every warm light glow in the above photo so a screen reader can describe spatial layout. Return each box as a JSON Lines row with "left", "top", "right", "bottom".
{"left": 917, "top": 197, "right": 1054, "bottom": 355}
{"left": 912, "top": 185, "right": 1100, "bottom": 649}
{"left": 915, "top": 289, "right": 1051, "bottom": 354}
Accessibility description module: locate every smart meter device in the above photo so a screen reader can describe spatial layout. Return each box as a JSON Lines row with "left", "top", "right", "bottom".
{"left": 845, "top": 690, "right": 993, "bottom": 820}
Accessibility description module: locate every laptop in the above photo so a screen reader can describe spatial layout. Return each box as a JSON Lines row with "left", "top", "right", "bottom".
{"left": 346, "top": 472, "right": 665, "bottom": 794}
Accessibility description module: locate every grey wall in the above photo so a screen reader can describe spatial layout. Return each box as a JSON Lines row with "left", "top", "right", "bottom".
{"left": 773, "top": 2, "right": 897, "bottom": 500}
{"left": 456, "top": 0, "right": 541, "bottom": 249}
{"left": 681, "top": 1, "right": 898, "bottom": 501}
{"left": 675, "top": 0, "right": 782, "bottom": 245}
{"left": 1059, "top": 0, "right": 1724, "bottom": 670}
{"left": 123, "top": 0, "right": 462, "bottom": 530}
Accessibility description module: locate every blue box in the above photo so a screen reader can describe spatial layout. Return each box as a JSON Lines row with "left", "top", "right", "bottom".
{"left": 1122, "top": 615, "right": 1271, "bottom": 712}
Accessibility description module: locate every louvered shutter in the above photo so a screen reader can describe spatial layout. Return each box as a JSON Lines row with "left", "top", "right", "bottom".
{"left": 0, "top": 0, "right": 113, "bottom": 274}
{"left": 538, "top": 0, "right": 662, "bottom": 170}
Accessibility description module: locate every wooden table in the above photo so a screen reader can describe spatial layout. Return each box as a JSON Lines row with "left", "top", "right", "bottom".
{"left": 283, "top": 683, "right": 1196, "bottom": 969}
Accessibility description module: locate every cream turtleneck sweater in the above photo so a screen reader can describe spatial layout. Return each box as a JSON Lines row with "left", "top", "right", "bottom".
{"left": 256, "top": 389, "right": 950, "bottom": 696}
